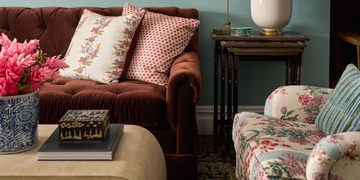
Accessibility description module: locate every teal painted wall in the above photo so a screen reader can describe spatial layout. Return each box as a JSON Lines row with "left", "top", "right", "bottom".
{"left": 1, "top": 0, "right": 330, "bottom": 106}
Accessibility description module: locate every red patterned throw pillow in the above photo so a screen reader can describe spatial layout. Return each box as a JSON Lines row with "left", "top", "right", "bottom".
{"left": 122, "top": 3, "right": 200, "bottom": 87}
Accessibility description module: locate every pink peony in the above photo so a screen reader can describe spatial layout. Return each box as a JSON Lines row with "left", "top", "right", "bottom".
{"left": 7, "top": 84, "right": 19, "bottom": 96}
{"left": 7, "top": 53, "right": 34, "bottom": 70}
{"left": 0, "top": 55, "right": 6, "bottom": 76}
{"left": 21, "top": 39, "right": 39, "bottom": 54}
{"left": 5, "top": 39, "right": 21, "bottom": 58}
{"left": 17, "top": 54, "right": 35, "bottom": 68}
{"left": 5, "top": 68, "right": 23, "bottom": 84}
{"left": 31, "top": 50, "right": 40, "bottom": 59}
{"left": 29, "top": 65, "right": 52, "bottom": 83}
{"left": 0, "top": 33, "right": 68, "bottom": 96}
{"left": 44, "top": 55, "right": 69, "bottom": 70}
{"left": 0, "top": 78, "right": 8, "bottom": 96}
{"left": 50, "top": 71, "right": 63, "bottom": 82}
{"left": 0, "top": 33, "right": 12, "bottom": 50}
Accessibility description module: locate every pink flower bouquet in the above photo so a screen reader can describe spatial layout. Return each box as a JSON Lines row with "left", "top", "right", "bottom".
{"left": 0, "top": 34, "right": 69, "bottom": 96}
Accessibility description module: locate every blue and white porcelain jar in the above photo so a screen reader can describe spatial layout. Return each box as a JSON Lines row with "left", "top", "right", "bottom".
{"left": 0, "top": 89, "right": 39, "bottom": 153}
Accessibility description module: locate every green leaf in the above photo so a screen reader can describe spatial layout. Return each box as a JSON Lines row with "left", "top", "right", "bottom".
{"left": 286, "top": 110, "right": 295, "bottom": 116}
{"left": 293, "top": 123, "right": 300, "bottom": 127}
{"left": 249, "top": 129, "right": 260, "bottom": 135}
{"left": 46, "top": 78, "right": 54, "bottom": 83}
{"left": 17, "top": 81, "right": 32, "bottom": 94}
{"left": 310, "top": 90, "right": 314, "bottom": 96}
{"left": 287, "top": 117, "right": 298, "bottom": 121}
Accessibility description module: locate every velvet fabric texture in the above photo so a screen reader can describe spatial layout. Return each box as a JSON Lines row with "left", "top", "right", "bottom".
{"left": 0, "top": 6, "right": 200, "bottom": 180}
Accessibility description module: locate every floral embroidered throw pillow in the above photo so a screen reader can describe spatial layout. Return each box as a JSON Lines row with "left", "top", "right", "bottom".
{"left": 122, "top": 3, "right": 200, "bottom": 87}
{"left": 60, "top": 9, "right": 145, "bottom": 83}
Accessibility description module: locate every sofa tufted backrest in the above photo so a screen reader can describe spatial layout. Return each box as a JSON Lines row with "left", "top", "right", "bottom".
{"left": 0, "top": 6, "right": 199, "bottom": 58}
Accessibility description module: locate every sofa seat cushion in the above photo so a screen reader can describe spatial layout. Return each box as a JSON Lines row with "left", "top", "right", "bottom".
{"left": 232, "top": 112, "right": 326, "bottom": 180}
{"left": 39, "top": 78, "right": 167, "bottom": 127}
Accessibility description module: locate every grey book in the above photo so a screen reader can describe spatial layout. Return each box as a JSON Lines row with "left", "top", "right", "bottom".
{"left": 38, "top": 124, "right": 124, "bottom": 161}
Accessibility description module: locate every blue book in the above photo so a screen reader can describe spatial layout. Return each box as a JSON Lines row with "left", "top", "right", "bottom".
{"left": 38, "top": 124, "right": 124, "bottom": 161}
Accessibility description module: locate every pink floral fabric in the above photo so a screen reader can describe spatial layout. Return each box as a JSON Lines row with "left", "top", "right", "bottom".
{"left": 233, "top": 85, "right": 360, "bottom": 180}
{"left": 264, "top": 85, "right": 334, "bottom": 124}
{"left": 61, "top": 9, "right": 145, "bottom": 84}
{"left": 232, "top": 111, "right": 325, "bottom": 179}
{"left": 307, "top": 132, "right": 360, "bottom": 180}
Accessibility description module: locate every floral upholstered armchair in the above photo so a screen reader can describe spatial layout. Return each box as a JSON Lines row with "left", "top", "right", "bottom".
{"left": 232, "top": 67, "right": 360, "bottom": 180}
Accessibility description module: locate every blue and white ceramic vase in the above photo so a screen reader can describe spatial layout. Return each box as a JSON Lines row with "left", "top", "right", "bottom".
{"left": 0, "top": 89, "right": 39, "bottom": 154}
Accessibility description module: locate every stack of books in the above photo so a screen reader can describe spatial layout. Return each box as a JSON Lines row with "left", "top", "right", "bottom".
{"left": 38, "top": 110, "right": 124, "bottom": 161}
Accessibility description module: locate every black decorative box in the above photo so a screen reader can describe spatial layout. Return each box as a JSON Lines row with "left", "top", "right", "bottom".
{"left": 58, "top": 110, "right": 110, "bottom": 141}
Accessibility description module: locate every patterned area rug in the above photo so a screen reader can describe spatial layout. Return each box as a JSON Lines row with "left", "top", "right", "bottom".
{"left": 197, "top": 135, "right": 236, "bottom": 180}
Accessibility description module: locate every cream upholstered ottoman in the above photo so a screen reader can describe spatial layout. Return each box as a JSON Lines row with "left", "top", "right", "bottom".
{"left": 0, "top": 124, "right": 166, "bottom": 180}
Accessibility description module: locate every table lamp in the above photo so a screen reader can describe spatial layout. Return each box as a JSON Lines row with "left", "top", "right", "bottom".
{"left": 251, "top": 0, "right": 292, "bottom": 36}
{"left": 213, "top": 0, "right": 231, "bottom": 35}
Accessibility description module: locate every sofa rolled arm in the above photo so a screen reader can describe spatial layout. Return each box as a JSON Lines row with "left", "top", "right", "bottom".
{"left": 306, "top": 132, "right": 360, "bottom": 180}
{"left": 264, "top": 85, "right": 334, "bottom": 124}
{"left": 166, "top": 51, "right": 201, "bottom": 131}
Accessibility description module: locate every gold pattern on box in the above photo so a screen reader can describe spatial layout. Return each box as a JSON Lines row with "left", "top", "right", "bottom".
{"left": 58, "top": 110, "right": 110, "bottom": 141}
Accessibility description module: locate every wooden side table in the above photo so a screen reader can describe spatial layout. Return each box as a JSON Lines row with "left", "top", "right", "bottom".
{"left": 211, "top": 31, "right": 310, "bottom": 165}
{"left": 336, "top": 32, "right": 360, "bottom": 71}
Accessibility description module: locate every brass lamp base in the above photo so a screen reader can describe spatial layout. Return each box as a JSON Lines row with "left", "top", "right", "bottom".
{"left": 260, "top": 29, "right": 283, "bottom": 36}
{"left": 213, "top": 28, "right": 231, "bottom": 35}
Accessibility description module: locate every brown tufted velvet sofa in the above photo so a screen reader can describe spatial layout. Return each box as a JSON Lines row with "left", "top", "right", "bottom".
{"left": 0, "top": 6, "right": 200, "bottom": 180}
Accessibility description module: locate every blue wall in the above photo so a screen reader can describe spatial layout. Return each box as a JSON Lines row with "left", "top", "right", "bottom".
{"left": 2, "top": 0, "right": 330, "bottom": 106}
